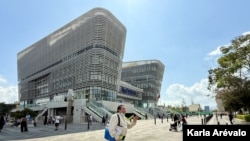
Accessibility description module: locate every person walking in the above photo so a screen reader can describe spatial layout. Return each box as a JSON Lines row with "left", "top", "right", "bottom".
{"left": 89, "top": 114, "right": 93, "bottom": 125}
{"left": 0, "top": 116, "right": 5, "bottom": 132}
{"left": 44, "top": 116, "right": 48, "bottom": 125}
{"left": 173, "top": 114, "right": 179, "bottom": 123}
{"left": 108, "top": 105, "right": 138, "bottom": 141}
{"left": 181, "top": 115, "right": 187, "bottom": 125}
{"left": 170, "top": 114, "right": 179, "bottom": 130}
{"left": 20, "top": 117, "right": 28, "bottom": 132}
{"left": 228, "top": 112, "right": 234, "bottom": 125}
{"left": 180, "top": 115, "right": 187, "bottom": 131}
{"left": 102, "top": 116, "right": 106, "bottom": 126}
{"left": 32, "top": 119, "right": 37, "bottom": 127}
{"left": 54, "top": 113, "right": 62, "bottom": 131}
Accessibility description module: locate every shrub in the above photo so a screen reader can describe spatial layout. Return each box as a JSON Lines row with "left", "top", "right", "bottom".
{"left": 245, "top": 115, "right": 250, "bottom": 122}
{"left": 236, "top": 114, "right": 250, "bottom": 122}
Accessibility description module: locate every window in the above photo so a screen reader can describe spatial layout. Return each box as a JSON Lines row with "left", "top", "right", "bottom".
{"left": 90, "top": 72, "right": 101, "bottom": 80}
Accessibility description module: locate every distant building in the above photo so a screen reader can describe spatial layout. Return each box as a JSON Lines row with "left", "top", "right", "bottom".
{"left": 188, "top": 104, "right": 201, "bottom": 112}
{"left": 204, "top": 106, "right": 210, "bottom": 111}
{"left": 121, "top": 60, "right": 165, "bottom": 108}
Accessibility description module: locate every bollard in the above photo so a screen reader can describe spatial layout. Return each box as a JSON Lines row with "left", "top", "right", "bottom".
{"left": 167, "top": 116, "right": 168, "bottom": 122}
{"left": 87, "top": 119, "right": 90, "bottom": 130}
{"left": 154, "top": 117, "right": 156, "bottom": 125}
{"left": 217, "top": 121, "right": 220, "bottom": 125}
{"left": 201, "top": 118, "right": 203, "bottom": 125}
{"left": 161, "top": 116, "right": 163, "bottom": 123}
{"left": 65, "top": 119, "right": 67, "bottom": 130}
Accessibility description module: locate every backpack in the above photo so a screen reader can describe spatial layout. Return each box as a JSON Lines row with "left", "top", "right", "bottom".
{"left": 104, "top": 114, "right": 120, "bottom": 141}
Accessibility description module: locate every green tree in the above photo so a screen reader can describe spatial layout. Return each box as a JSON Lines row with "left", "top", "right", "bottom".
{"left": 10, "top": 108, "right": 37, "bottom": 119}
{"left": 208, "top": 34, "right": 250, "bottom": 111}
{"left": 0, "top": 103, "right": 16, "bottom": 115}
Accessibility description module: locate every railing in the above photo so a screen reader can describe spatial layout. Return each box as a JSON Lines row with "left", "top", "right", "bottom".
{"left": 202, "top": 114, "right": 213, "bottom": 125}
{"left": 87, "top": 101, "right": 112, "bottom": 119}
{"left": 133, "top": 108, "right": 145, "bottom": 116}
{"left": 18, "top": 103, "right": 46, "bottom": 108}
{"left": 87, "top": 106, "right": 102, "bottom": 118}
{"left": 150, "top": 108, "right": 163, "bottom": 116}
{"left": 90, "top": 101, "right": 112, "bottom": 119}
{"left": 35, "top": 102, "right": 49, "bottom": 121}
{"left": 133, "top": 110, "right": 145, "bottom": 119}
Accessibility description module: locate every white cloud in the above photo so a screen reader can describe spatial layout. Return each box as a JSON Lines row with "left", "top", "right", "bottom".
{"left": 207, "top": 46, "right": 222, "bottom": 57}
{"left": 242, "top": 31, "right": 250, "bottom": 36}
{"left": 0, "top": 75, "right": 7, "bottom": 84}
{"left": 162, "top": 78, "right": 216, "bottom": 110}
{"left": 0, "top": 75, "right": 18, "bottom": 104}
{"left": 204, "top": 46, "right": 223, "bottom": 68}
{"left": 205, "top": 30, "right": 250, "bottom": 60}
{"left": 203, "top": 45, "right": 228, "bottom": 70}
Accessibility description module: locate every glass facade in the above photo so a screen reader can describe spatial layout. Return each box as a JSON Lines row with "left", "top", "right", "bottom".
{"left": 17, "top": 8, "right": 126, "bottom": 105}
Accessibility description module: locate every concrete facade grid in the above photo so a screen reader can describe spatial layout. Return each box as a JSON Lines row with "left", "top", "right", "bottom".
{"left": 17, "top": 8, "right": 126, "bottom": 105}
{"left": 121, "top": 60, "right": 165, "bottom": 108}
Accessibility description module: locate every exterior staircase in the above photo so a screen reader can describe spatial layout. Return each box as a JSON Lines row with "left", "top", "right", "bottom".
{"left": 35, "top": 104, "right": 48, "bottom": 121}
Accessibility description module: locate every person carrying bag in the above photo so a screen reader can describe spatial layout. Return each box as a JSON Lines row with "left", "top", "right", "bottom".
{"left": 104, "top": 105, "right": 138, "bottom": 141}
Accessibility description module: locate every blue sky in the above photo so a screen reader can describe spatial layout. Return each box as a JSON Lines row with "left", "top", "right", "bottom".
{"left": 1, "top": 0, "right": 250, "bottom": 109}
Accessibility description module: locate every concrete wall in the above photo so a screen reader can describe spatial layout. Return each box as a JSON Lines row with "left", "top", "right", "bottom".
{"left": 73, "top": 99, "right": 86, "bottom": 124}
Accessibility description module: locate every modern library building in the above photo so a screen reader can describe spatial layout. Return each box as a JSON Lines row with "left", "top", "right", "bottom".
{"left": 16, "top": 7, "right": 164, "bottom": 123}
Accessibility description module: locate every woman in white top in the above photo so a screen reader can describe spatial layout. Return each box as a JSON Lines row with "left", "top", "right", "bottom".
{"left": 54, "top": 113, "right": 62, "bottom": 131}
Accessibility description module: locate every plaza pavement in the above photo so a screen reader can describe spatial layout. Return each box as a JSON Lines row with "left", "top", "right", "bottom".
{"left": 206, "top": 114, "right": 250, "bottom": 125}
{"left": 0, "top": 115, "right": 249, "bottom": 141}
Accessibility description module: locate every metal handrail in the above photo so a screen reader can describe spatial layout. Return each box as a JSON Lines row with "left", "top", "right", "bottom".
{"left": 87, "top": 101, "right": 112, "bottom": 119}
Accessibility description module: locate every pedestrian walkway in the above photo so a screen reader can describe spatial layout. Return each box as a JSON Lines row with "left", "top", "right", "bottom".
{"left": 0, "top": 116, "right": 202, "bottom": 141}
{"left": 0, "top": 115, "right": 249, "bottom": 141}
{"left": 206, "top": 114, "right": 250, "bottom": 125}
{"left": 0, "top": 122, "right": 105, "bottom": 141}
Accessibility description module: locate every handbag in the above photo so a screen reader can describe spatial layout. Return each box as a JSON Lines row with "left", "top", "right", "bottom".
{"left": 104, "top": 114, "right": 121, "bottom": 141}
{"left": 104, "top": 127, "right": 116, "bottom": 141}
